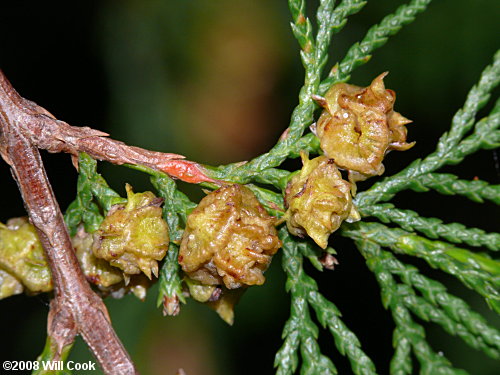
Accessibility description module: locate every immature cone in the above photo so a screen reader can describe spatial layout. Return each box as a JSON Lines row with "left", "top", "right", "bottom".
{"left": 185, "top": 277, "right": 218, "bottom": 303}
{"left": 72, "top": 226, "right": 122, "bottom": 287}
{"left": 74, "top": 228, "right": 152, "bottom": 300}
{"left": 179, "top": 184, "right": 281, "bottom": 289}
{"left": 0, "top": 217, "right": 155, "bottom": 300}
{"left": 206, "top": 288, "right": 245, "bottom": 325}
{"left": 92, "top": 184, "right": 169, "bottom": 279}
{"left": 0, "top": 269, "right": 23, "bottom": 299}
{"left": 0, "top": 218, "right": 52, "bottom": 297}
{"left": 315, "top": 73, "right": 414, "bottom": 182}
{"left": 100, "top": 274, "right": 152, "bottom": 301}
{"left": 284, "top": 154, "right": 359, "bottom": 249}
{"left": 185, "top": 275, "right": 244, "bottom": 325}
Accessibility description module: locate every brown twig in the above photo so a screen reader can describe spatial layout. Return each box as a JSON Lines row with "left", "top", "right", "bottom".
{"left": 0, "top": 71, "right": 138, "bottom": 374}
{"left": 0, "top": 71, "right": 217, "bottom": 185}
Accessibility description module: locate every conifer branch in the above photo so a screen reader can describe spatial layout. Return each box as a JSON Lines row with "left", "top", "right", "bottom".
{"left": 343, "top": 223, "right": 500, "bottom": 357}
{"left": 355, "top": 53, "right": 500, "bottom": 207}
{"left": 277, "top": 229, "right": 376, "bottom": 375}
{"left": 343, "top": 222, "right": 500, "bottom": 313}
{"left": 408, "top": 173, "right": 500, "bottom": 205}
{"left": 151, "top": 175, "right": 195, "bottom": 315}
{"left": 361, "top": 203, "right": 500, "bottom": 250}
{"left": 276, "top": 229, "right": 337, "bottom": 375}
{"left": 0, "top": 2, "right": 497, "bottom": 374}
{"left": 356, "top": 239, "right": 469, "bottom": 374}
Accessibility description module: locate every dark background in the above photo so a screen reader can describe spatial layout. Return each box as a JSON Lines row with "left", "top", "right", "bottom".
{"left": 0, "top": 1, "right": 499, "bottom": 374}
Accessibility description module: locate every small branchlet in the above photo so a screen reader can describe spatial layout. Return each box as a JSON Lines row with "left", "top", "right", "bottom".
{"left": 0, "top": 1, "right": 497, "bottom": 374}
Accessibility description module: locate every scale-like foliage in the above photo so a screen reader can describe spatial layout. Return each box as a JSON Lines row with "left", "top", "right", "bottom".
{"left": 0, "top": 0, "right": 497, "bottom": 373}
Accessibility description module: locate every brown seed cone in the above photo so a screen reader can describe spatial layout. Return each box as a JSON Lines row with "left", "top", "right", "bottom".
{"left": 315, "top": 73, "right": 414, "bottom": 182}
{"left": 206, "top": 287, "right": 245, "bottom": 325}
{"left": 97, "top": 273, "right": 152, "bottom": 301}
{"left": 179, "top": 184, "right": 281, "bottom": 289}
{"left": 92, "top": 184, "right": 169, "bottom": 279}
{"left": 72, "top": 226, "right": 123, "bottom": 287}
{"left": 0, "top": 217, "right": 52, "bottom": 297}
{"left": 0, "top": 217, "right": 156, "bottom": 300}
{"left": 0, "top": 269, "right": 23, "bottom": 299}
{"left": 284, "top": 153, "right": 360, "bottom": 249}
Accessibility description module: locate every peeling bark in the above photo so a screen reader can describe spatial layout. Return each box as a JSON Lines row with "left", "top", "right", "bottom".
{"left": 0, "top": 71, "right": 138, "bottom": 374}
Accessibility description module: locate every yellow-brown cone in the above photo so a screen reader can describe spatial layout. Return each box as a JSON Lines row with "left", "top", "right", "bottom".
{"left": 179, "top": 184, "right": 281, "bottom": 289}
{"left": 315, "top": 73, "right": 414, "bottom": 182}
{"left": 284, "top": 153, "right": 359, "bottom": 248}
{"left": 92, "top": 184, "right": 169, "bottom": 279}
{"left": 0, "top": 218, "right": 52, "bottom": 296}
